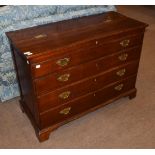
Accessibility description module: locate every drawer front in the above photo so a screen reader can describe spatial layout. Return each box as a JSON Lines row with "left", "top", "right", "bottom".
{"left": 40, "top": 76, "right": 136, "bottom": 128}
{"left": 34, "top": 47, "right": 141, "bottom": 95}
{"left": 31, "top": 34, "right": 143, "bottom": 78}
{"left": 38, "top": 62, "right": 139, "bottom": 113}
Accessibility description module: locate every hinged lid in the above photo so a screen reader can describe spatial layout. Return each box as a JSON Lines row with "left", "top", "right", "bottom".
{"left": 6, "top": 11, "right": 148, "bottom": 60}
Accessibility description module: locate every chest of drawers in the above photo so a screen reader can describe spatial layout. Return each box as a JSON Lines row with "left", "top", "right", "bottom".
{"left": 6, "top": 11, "right": 148, "bottom": 142}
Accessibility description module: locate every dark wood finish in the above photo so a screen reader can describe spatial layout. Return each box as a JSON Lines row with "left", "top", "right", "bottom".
{"left": 34, "top": 47, "right": 141, "bottom": 95}
{"left": 7, "top": 12, "right": 147, "bottom": 58}
{"left": 30, "top": 34, "right": 143, "bottom": 78}
{"left": 6, "top": 11, "right": 148, "bottom": 142}
{"left": 40, "top": 75, "right": 137, "bottom": 128}
{"left": 38, "top": 62, "right": 139, "bottom": 113}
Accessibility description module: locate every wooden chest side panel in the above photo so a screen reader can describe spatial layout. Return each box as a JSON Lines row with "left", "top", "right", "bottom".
{"left": 12, "top": 48, "right": 40, "bottom": 126}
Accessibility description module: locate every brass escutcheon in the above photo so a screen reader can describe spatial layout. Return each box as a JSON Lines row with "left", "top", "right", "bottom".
{"left": 59, "top": 91, "right": 71, "bottom": 100}
{"left": 114, "top": 84, "right": 124, "bottom": 91}
{"left": 120, "top": 39, "right": 130, "bottom": 47}
{"left": 57, "top": 73, "right": 70, "bottom": 82}
{"left": 118, "top": 53, "right": 128, "bottom": 61}
{"left": 56, "top": 58, "right": 70, "bottom": 67}
{"left": 59, "top": 107, "right": 71, "bottom": 115}
{"left": 116, "top": 68, "right": 126, "bottom": 77}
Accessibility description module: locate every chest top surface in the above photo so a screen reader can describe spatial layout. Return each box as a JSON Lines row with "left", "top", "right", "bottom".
{"left": 6, "top": 11, "right": 148, "bottom": 60}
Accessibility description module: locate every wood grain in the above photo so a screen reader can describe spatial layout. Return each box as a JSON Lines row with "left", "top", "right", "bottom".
{"left": 6, "top": 11, "right": 148, "bottom": 142}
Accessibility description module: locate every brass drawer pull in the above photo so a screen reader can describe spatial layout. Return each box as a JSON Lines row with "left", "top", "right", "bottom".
{"left": 116, "top": 69, "right": 126, "bottom": 77}
{"left": 118, "top": 53, "right": 128, "bottom": 61}
{"left": 59, "top": 107, "right": 71, "bottom": 115}
{"left": 56, "top": 58, "right": 70, "bottom": 67}
{"left": 57, "top": 73, "right": 70, "bottom": 82}
{"left": 59, "top": 91, "right": 71, "bottom": 100}
{"left": 114, "top": 84, "right": 124, "bottom": 91}
{"left": 120, "top": 39, "right": 130, "bottom": 47}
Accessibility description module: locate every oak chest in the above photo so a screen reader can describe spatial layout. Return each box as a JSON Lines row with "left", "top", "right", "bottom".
{"left": 6, "top": 11, "right": 148, "bottom": 142}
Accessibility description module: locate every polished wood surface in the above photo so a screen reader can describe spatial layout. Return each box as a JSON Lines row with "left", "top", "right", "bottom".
{"left": 38, "top": 62, "right": 139, "bottom": 113}
{"left": 30, "top": 35, "right": 143, "bottom": 78}
{"left": 6, "top": 12, "right": 147, "bottom": 59}
{"left": 34, "top": 47, "right": 141, "bottom": 95}
{"left": 6, "top": 11, "right": 148, "bottom": 142}
{"left": 40, "top": 76, "right": 137, "bottom": 128}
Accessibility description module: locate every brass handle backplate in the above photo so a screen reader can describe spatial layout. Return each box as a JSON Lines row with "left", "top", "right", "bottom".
{"left": 114, "top": 84, "right": 124, "bottom": 91}
{"left": 116, "top": 69, "right": 126, "bottom": 77}
{"left": 59, "top": 107, "right": 71, "bottom": 115}
{"left": 104, "top": 16, "right": 112, "bottom": 23}
{"left": 34, "top": 34, "right": 47, "bottom": 39}
{"left": 56, "top": 58, "right": 70, "bottom": 67}
{"left": 118, "top": 53, "right": 128, "bottom": 61}
{"left": 120, "top": 39, "right": 130, "bottom": 47}
{"left": 59, "top": 91, "right": 71, "bottom": 100}
{"left": 57, "top": 73, "right": 70, "bottom": 82}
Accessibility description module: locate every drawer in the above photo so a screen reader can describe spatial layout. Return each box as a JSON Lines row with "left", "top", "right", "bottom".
{"left": 37, "top": 61, "right": 139, "bottom": 113}
{"left": 39, "top": 75, "right": 136, "bottom": 128}
{"left": 31, "top": 34, "right": 143, "bottom": 78}
{"left": 34, "top": 46, "right": 141, "bottom": 95}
